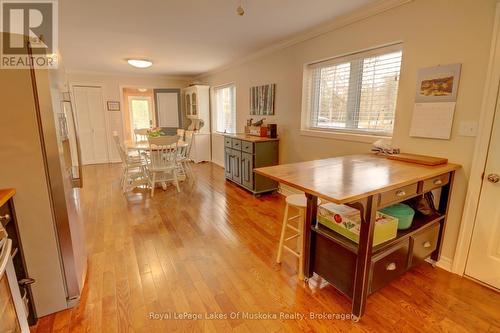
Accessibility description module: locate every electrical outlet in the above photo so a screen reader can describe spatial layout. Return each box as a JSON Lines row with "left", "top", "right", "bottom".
{"left": 458, "top": 121, "right": 478, "bottom": 137}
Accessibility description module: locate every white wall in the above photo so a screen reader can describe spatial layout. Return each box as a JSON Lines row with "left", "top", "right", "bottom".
{"left": 200, "top": 0, "right": 497, "bottom": 264}
{"left": 66, "top": 71, "right": 191, "bottom": 162}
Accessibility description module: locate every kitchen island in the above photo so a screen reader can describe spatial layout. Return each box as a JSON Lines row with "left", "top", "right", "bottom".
{"left": 255, "top": 154, "right": 460, "bottom": 321}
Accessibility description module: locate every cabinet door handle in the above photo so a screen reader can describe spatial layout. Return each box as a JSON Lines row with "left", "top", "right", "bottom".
{"left": 423, "top": 241, "right": 432, "bottom": 248}
{"left": 396, "top": 190, "right": 406, "bottom": 197}
{"left": 19, "top": 278, "right": 36, "bottom": 286}
{"left": 433, "top": 179, "right": 443, "bottom": 185}
{"left": 0, "top": 214, "right": 10, "bottom": 222}
{"left": 386, "top": 262, "right": 397, "bottom": 271}
{"left": 245, "top": 159, "right": 251, "bottom": 182}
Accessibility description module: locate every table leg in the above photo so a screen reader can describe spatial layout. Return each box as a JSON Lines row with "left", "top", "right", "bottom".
{"left": 351, "top": 195, "right": 377, "bottom": 320}
{"left": 303, "top": 193, "right": 318, "bottom": 280}
{"left": 432, "top": 170, "right": 455, "bottom": 262}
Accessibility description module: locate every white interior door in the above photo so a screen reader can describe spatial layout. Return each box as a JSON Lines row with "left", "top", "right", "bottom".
{"left": 73, "top": 86, "right": 109, "bottom": 165}
{"left": 154, "top": 89, "right": 180, "bottom": 135}
{"left": 465, "top": 89, "right": 500, "bottom": 290}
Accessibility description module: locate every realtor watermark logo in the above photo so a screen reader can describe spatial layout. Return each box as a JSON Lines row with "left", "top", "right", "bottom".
{"left": 0, "top": 0, "right": 58, "bottom": 69}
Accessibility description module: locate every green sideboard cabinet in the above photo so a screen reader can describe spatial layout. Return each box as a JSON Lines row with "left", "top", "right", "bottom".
{"left": 224, "top": 134, "right": 279, "bottom": 194}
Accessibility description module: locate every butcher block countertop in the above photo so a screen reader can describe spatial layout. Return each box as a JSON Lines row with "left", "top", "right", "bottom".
{"left": 255, "top": 154, "right": 460, "bottom": 204}
{"left": 224, "top": 133, "right": 279, "bottom": 142}
{"left": 0, "top": 188, "right": 15, "bottom": 207}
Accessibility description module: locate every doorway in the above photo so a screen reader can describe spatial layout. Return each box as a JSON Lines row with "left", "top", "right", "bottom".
{"left": 128, "top": 96, "right": 154, "bottom": 135}
{"left": 72, "top": 85, "right": 109, "bottom": 165}
{"left": 465, "top": 86, "right": 500, "bottom": 290}
{"left": 122, "top": 88, "right": 155, "bottom": 141}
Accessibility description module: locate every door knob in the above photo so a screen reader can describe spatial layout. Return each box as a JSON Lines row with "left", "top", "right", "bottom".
{"left": 487, "top": 173, "right": 500, "bottom": 183}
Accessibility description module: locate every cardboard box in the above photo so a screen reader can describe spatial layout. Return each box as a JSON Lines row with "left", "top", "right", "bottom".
{"left": 317, "top": 203, "right": 398, "bottom": 246}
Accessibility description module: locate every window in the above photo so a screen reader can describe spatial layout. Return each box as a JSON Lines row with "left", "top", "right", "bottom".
{"left": 303, "top": 44, "right": 403, "bottom": 136}
{"left": 214, "top": 84, "right": 236, "bottom": 133}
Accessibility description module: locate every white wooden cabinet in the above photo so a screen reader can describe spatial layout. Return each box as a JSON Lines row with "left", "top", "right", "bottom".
{"left": 182, "top": 85, "right": 210, "bottom": 134}
{"left": 189, "top": 133, "right": 211, "bottom": 163}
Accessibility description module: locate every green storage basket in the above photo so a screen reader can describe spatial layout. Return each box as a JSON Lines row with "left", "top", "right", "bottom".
{"left": 379, "top": 203, "right": 415, "bottom": 230}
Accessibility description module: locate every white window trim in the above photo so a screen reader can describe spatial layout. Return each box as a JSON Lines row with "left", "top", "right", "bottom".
{"left": 300, "top": 128, "right": 392, "bottom": 143}
{"left": 300, "top": 43, "right": 402, "bottom": 142}
{"left": 212, "top": 83, "right": 236, "bottom": 134}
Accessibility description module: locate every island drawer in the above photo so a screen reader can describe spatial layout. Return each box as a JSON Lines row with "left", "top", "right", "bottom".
{"left": 422, "top": 173, "right": 450, "bottom": 192}
{"left": 410, "top": 222, "right": 440, "bottom": 266}
{"left": 378, "top": 183, "right": 418, "bottom": 207}
{"left": 224, "top": 137, "right": 232, "bottom": 148}
{"left": 231, "top": 138, "right": 242, "bottom": 150}
{"left": 313, "top": 231, "right": 357, "bottom": 298}
{"left": 241, "top": 140, "right": 254, "bottom": 154}
{"left": 0, "top": 202, "right": 11, "bottom": 227}
{"left": 369, "top": 241, "right": 409, "bottom": 294}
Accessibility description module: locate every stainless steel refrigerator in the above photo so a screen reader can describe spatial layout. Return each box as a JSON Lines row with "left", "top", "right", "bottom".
{"left": 0, "top": 35, "right": 87, "bottom": 317}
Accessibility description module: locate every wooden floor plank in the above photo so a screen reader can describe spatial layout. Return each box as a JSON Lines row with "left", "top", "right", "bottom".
{"left": 30, "top": 162, "right": 500, "bottom": 333}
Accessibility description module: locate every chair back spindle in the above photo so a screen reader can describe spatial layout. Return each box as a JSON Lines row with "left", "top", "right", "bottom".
{"left": 148, "top": 135, "right": 178, "bottom": 171}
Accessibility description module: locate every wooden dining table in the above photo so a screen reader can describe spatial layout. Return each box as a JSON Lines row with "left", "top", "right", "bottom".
{"left": 124, "top": 140, "right": 190, "bottom": 188}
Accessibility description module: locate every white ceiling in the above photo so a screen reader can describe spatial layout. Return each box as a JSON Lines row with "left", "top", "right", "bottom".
{"left": 60, "top": 0, "right": 375, "bottom": 76}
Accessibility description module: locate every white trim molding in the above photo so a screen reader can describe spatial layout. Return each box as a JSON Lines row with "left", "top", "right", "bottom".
{"left": 66, "top": 69, "right": 193, "bottom": 81}
{"left": 198, "top": 0, "right": 413, "bottom": 78}
{"left": 452, "top": 3, "right": 500, "bottom": 276}
{"left": 300, "top": 129, "right": 391, "bottom": 144}
{"left": 434, "top": 256, "right": 453, "bottom": 272}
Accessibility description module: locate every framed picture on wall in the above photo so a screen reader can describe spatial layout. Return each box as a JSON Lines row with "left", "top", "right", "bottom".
{"left": 107, "top": 101, "right": 120, "bottom": 111}
{"left": 250, "top": 83, "right": 275, "bottom": 115}
{"left": 415, "top": 64, "right": 461, "bottom": 103}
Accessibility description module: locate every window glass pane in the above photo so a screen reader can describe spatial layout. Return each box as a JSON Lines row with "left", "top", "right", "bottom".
{"left": 215, "top": 85, "right": 236, "bottom": 133}
{"left": 313, "top": 62, "right": 351, "bottom": 129}
{"left": 358, "top": 51, "right": 402, "bottom": 133}
{"left": 307, "top": 46, "right": 402, "bottom": 135}
{"left": 130, "top": 99, "right": 151, "bottom": 130}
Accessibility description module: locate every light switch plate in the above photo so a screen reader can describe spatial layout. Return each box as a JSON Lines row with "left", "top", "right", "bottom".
{"left": 459, "top": 121, "right": 478, "bottom": 137}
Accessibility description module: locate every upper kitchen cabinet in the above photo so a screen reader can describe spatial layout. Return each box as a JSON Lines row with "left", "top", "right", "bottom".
{"left": 182, "top": 85, "right": 210, "bottom": 134}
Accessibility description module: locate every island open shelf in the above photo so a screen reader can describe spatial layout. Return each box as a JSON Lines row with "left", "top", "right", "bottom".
{"left": 313, "top": 211, "right": 445, "bottom": 255}
{"left": 255, "top": 154, "right": 460, "bottom": 321}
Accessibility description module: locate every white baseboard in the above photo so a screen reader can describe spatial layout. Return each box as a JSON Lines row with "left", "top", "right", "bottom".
{"left": 426, "top": 256, "right": 453, "bottom": 272}
{"left": 211, "top": 159, "right": 224, "bottom": 168}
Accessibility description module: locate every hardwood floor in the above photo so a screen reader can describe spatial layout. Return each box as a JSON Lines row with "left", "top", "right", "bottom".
{"left": 30, "top": 163, "right": 500, "bottom": 333}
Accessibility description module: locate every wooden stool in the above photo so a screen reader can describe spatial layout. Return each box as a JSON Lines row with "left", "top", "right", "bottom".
{"left": 276, "top": 194, "right": 321, "bottom": 280}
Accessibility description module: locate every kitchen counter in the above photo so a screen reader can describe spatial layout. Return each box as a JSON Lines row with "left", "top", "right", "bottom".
{"left": 224, "top": 133, "right": 279, "bottom": 142}
{"left": 254, "top": 154, "right": 460, "bottom": 320}
{"left": 0, "top": 188, "right": 15, "bottom": 207}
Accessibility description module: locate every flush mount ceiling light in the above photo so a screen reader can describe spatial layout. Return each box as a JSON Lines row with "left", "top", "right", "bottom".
{"left": 127, "top": 59, "right": 153, "bottom": 68}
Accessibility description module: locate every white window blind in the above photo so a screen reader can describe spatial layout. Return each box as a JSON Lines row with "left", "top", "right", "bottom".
{"left": 215, "top": 84, "right": 236, "bottom": 133}
{"left": 305, "top": 44, "right": 403, "bottom": 136}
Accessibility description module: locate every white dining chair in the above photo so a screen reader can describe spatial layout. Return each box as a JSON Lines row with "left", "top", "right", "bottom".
{"left": 147, "top": 135, "right": 180, "bottom": 197}
{"left": 134, "top": 128, "right": 149, "bottom": 143}
{"left": 113, "top": 134, "right": 147, "bottom": 193}
{"left": 177, "top": 129, "right": 185, "bottom": 140}
{"left": 177, "top": 131, "right": 194, "bottom": 178}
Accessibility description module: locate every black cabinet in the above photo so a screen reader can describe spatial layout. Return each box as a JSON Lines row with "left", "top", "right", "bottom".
{"left": 224, "top": 136, "right": 279, "bottom": 194}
